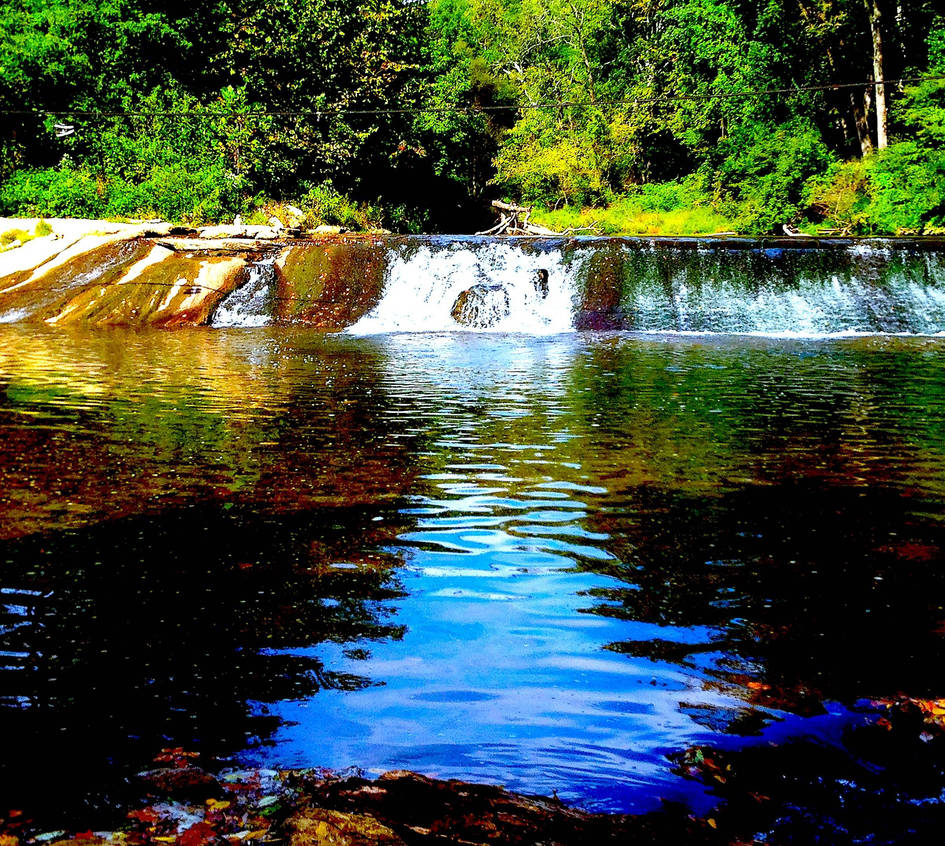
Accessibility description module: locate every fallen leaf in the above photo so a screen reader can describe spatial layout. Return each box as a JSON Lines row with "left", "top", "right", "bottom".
{"left": 179, "top": 822, "right": 218, "bottom": 846}
{"left": 154, "top": 748, "right": 200, "bottom": 765}
{"left": 206, "top": 799, "right": 231, "bottom": 811}
{"left": 225, "top": 831, "right": 269, "bottom": 844}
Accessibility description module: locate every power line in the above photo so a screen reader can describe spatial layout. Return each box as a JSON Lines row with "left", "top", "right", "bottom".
{"left": 2, "top": 74, "right": 943, "bottom": 120}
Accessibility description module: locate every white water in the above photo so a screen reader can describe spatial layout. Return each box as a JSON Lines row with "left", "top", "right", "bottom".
{"left": 349, "top": 242, "right": 581, "bottom": 334}
{"left": 0, "top": 308, "right": 29, "bottom": 324}
{"left": 619, "top": 243, "right": 945, "bottom": 336}
{"left": 211, "top": 259, "right": 277, "bottom": 328}
{"left": 630, "top": 274, "right": 945, "bottom": 336}
{"left": 203, "top": 239, "right": 945, "bottom": 337}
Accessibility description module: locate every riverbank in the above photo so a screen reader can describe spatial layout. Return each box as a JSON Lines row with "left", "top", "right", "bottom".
{"left": 0, "top": 762, "right": 704, "bottom": 846}
{"left": 2, "top": 696, "right": 945, "bottom": 845}
{"left": 0, "top": 218, "right": 170, "bottom": 276}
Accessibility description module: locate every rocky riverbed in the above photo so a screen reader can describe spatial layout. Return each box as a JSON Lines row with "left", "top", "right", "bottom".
{"left": 3, "top": 696, "right": 945, "bottom": 845}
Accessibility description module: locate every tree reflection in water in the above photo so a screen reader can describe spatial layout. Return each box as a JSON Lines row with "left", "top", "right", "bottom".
{"left": 0, "top": 505, "right": 407, "bottom": 821}
{"left": 581, "top": 482, "right": 945, "bottom": 722}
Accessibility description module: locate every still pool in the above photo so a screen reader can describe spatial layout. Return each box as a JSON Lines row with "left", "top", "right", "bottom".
{"left": 1, "top": 324, "right": 945, "bottom": 823}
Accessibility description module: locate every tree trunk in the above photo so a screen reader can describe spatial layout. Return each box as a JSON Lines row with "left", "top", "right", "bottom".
{"left": 566, "top": 0, "right": 598, "bottom": 104}
{"left": 851, "top": 90, "right": 874, "bottom": 156}
{"left": 864, "top": 0, "right": 888, "bottom": 149}
{"left": 822, "top": 40, "right": 873, "bottom": 157}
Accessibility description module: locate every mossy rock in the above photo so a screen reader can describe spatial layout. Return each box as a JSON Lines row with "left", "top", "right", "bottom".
{"left": 450, "top": 284, "right": 511, "bottom": 327}
{"left": 276, "top": 241, "right": 388, "bottom": 327}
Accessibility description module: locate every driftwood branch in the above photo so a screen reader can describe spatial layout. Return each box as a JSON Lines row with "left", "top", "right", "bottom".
{"left": 476, "top": 201, "right": 563, "bottom": 236}
{"left": 491, "top": 200, "right": 530, "bottom": 214}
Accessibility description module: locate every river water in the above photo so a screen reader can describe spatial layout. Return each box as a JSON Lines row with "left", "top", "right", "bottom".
{"left": 1, "top": 324, "right": 945, "bottom": 822}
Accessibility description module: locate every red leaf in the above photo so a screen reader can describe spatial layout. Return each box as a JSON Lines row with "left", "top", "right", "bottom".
{"left": 179, "top": 821, "right": 218, "bottom": 846}
{"left": 128, "top": 808, "right": 162, "bottom": 824}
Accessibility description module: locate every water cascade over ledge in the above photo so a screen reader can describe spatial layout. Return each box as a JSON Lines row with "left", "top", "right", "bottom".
{"left": 1, "top": 234, "right": 944, "bottom": 336}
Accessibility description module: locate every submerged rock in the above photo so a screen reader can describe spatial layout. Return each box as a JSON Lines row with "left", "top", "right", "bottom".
{"left": 138, "top": 763, "right": 222, "bottom": 802}
{"left": 450, "top": 283, "right": 511, "bottom": 328}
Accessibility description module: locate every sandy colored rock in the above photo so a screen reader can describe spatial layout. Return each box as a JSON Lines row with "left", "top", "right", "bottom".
{"left": 289, "top": 808, "right": 405, "bottom": 846}
{"left": 198, "top": 225, "right": 246, "bottom": 239}
{"left": 0, "top": 219, "right": 167, "bottom": 282}
{"left": 245, "top": 225, "right": 280, "bottom": 239}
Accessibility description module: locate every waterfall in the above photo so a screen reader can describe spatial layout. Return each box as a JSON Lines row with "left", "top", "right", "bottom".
{"left": 348, "top": 240, "right": 581, "bottom": 334}
{"left": 5, "top": 233, "right": 945, "bottom": 335}
{"left": 344, "top": 238, "right": 945, "bottom": 337}
{"left": 211, "top": 258, "right": 277, "bottom": 327}
{"left": 615, "top": 241, "right": 945, "bottom": 337}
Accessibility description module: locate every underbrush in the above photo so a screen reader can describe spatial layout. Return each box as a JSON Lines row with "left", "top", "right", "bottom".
{"left": 0, "top": 219, "right": 52, "bottom": 251}
{"left": 0, "top": 166, "right": 237, "bottom": 224}
{"left": 805, "top": 141, "right": 945, "bottom": 234}
{"left": 0, "top": 167, "right": 390, "bottom": 231}
{"left": 532, "top": 180, "right": 736, "bottom": 235}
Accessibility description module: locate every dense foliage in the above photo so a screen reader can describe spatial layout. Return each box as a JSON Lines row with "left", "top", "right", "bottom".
{"left": 0, "top": 0, "right": 942, "bottom": 232}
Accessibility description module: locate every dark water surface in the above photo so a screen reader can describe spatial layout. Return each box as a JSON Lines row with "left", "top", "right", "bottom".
{"left": 2, "top": 324, "right": 945, "bottom": 821}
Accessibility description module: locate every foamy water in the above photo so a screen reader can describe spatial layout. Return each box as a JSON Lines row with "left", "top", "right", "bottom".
{"left": 349, "top": 242, "right": 581, "bottom": 334}
{"left": 211, "top": 259, "right": 276, "bottom": 327}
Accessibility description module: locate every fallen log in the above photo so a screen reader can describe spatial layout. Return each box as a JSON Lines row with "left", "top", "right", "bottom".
{"left": 519, "top": 221, "right": 558, "bottom": 236}
{"left": 155, "top": 237, "right": 279, "bottom": 253}
{"left": 491, "top": 200, "right": 531, "bottom": 214}
{"left": 477, "top": 201, "right": 563, "bottom": 236}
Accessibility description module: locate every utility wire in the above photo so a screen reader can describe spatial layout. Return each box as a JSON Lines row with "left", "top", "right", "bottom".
{"left": 3, "top": 74, "right": 943, "bottom": 120}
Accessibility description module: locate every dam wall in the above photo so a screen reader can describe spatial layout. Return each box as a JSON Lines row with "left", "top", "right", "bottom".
{"left": 2, "top": 233, "right": 944, "bottom": 336}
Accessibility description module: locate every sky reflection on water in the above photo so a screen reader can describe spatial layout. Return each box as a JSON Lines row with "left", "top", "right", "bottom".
{"left": 1, "top": 326, "right": 944, "bottom": 818}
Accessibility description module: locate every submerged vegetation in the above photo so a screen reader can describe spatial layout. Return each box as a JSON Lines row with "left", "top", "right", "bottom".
{"left": 0, "top": 0, "right": 943, "bottom": 233}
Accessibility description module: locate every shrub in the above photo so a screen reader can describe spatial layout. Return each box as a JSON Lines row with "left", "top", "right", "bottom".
{"left": 532, "top": 186, "right": 734, "bottom": 235}
{"left": 298, "top": 183, "right": 381, "bottom": 230}
{"left": 0, "top": 228, "right": 31, "bottom": 246}
{"left": 868, "top": 142, "right": 945, "bottom": 232}
{"left": 715, "top": 120, "right": 835, "bottom": 233}
{"left": 0, "top": 168, "right": 106, "bottom": 218}
{"left": 803, "top": 142, "right": 945, "bottom": 234}
{"left": 803, "top": 159, "right": 872, "bottom": 232}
